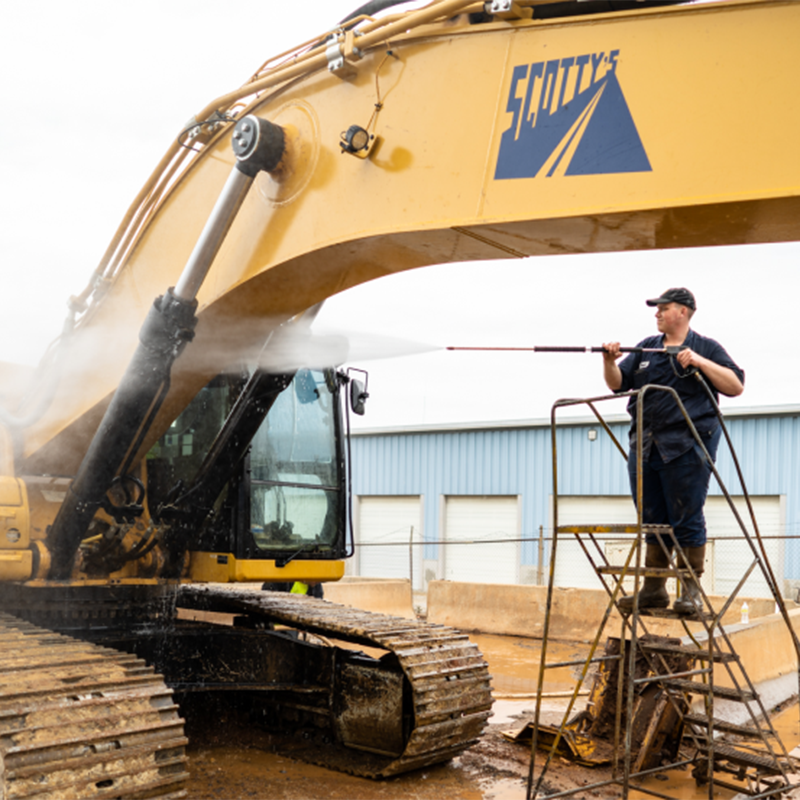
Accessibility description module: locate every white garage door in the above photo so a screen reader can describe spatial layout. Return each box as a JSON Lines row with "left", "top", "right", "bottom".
{"left": 553, "top": 496, "right": 638, "bottom": 591}
{"left": 706, "top": 496, "right": 783, "bottom": 598}
{"left": 444, "top": 496, "right": 519, "bottom": 584}
{"left": 356, "top": 496, "right": 422, "bottom": 587}
{"left": 555, "top": 495, "right": 782, "bottom": 597}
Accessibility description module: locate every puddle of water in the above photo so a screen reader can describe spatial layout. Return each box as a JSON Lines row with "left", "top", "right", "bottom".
{"left": 469, "top": 632, "right": 590, "bottom": 696}
{"left": 187, "top": 745, "right": 515, "bottom": 799}
{"left": 772, "top": 702, "right": 800, "bottom": 748}
{"left": 628, "top": 769, "right": 738, "bottom": 799}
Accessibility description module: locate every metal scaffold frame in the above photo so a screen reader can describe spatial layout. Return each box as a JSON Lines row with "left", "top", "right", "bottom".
{"left": 526, "top": 379, "right": 800, "bottom": 800}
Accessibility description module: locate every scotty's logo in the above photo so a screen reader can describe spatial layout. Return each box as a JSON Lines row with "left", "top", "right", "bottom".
{"left": 494, "top": 49, "right": 651, "bottom": 180}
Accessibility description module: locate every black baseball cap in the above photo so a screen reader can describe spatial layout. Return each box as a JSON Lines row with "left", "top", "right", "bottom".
{"left": 646, "top": 287, "right": 696, "bottom": 310}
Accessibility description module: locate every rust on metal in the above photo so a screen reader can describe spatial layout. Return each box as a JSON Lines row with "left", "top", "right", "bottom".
{"left": 507, "top": 636, "right": 690, "bottom": 769}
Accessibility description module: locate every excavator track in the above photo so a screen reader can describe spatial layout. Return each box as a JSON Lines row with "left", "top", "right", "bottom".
{"left": 0, "top": 612, "right": 188, "bottom": 800}
{"left": 178, "top": 584, "right": 493, "bottom": 778}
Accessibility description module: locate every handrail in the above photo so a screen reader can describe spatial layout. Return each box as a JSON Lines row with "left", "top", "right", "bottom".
{"left": 528, "top": 382, "right": 800, "bottom": 799}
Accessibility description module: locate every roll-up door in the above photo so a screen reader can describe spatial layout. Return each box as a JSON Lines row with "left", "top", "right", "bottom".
{"left": 554, "top": 496, "right": 638, "bottom": 591}
{"left": 705, "top": 496, "right": 782, "bottom": 598}
{"left": 356, "top": 496, "right": 422, "bottom": 587}
{"left": 443, "top": 496, "right": 519, "bottom": 584}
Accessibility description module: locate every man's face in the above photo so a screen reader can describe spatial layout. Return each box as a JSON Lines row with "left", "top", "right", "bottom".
{"left": 655, "top": 302, "right": 685, "bottom": 334}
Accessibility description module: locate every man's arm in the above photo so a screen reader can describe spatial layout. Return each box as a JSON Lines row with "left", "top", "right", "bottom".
{"left": 603, "top": 342, "right": 623, "bottom": 391}
{"left": 677, "top": 349, "right": 744, "bottom": 396}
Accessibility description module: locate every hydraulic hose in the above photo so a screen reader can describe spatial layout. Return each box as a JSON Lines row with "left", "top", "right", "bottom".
{"left": 340, "top": 0, "right": 418, "bottom": 25}
{"left": 530, "top": 0, "right": 685, "bottom": 20}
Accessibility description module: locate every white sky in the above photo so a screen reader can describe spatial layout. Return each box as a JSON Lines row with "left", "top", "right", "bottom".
{"left": 1, "top": 1, "right": 797, "bottom": 430}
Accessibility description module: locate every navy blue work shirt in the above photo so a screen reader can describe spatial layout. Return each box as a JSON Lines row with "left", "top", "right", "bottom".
{"left": 615, "top": 329, "right": 744, "bottom": 463}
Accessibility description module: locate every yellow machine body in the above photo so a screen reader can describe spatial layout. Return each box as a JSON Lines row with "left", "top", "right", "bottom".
{"left": 187, "top": 553, "right": 345, "bottom": 584}
{"left": 20, "top": 0, "right": 800, "bottom": 478}
{"left": 3, "top": 0, "right": 799, "bottom": 587}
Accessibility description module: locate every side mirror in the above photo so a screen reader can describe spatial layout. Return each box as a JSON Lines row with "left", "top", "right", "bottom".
{"left": 350, "top": 379, "right": 368, "bottom": 415}
{"left": 347, "top": 368, "right": 369, "bottom": 415}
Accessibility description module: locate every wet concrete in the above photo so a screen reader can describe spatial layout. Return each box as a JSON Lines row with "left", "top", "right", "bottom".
{"left": 183, "top": 631, "right": 800, "bottom": 799}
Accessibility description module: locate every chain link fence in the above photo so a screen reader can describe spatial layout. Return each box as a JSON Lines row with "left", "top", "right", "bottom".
{"left": 352, "top": 526, "right": 800, "bottom": 600}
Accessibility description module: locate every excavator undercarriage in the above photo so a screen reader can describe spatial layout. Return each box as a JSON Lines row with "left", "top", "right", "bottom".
{"left": 0, "top": 583, "right": 493, "bottom": 795}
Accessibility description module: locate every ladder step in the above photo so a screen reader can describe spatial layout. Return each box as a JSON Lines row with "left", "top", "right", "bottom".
{"left": 556, "top": 524, "right": 639, "bottom": 534}
{"left": 639, "top": 642, "right": 738, "bottom": 663}
{"left": 634, "top": 607, "right": 715, "bottom": 622}
{"left": 598, "top": 566, "right": 688, "bottom": 577}
{"left": 556, "top": 524, "right": 673, "bottom": 535}
{"left": 697, "top": 742, "right": 789, "bottom": 774}
{"left": 684, "top": 714, "right": 777, "bottom": 739}
{"left": 660, "top": 679, "right": 755, "bottom": 702}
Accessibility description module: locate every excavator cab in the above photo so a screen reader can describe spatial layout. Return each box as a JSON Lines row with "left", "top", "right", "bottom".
{"left": 145, "top": 365, "right": 351, "bottom": 583}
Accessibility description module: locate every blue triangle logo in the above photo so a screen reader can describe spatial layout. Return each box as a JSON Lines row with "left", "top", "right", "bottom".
{"left": 565, "top": 71, "right": 651, "bottom": 175}
{"left": 494, "top": 54, "right": 651, "bottom": 180}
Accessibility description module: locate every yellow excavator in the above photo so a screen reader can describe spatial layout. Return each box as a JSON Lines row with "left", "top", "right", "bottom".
{"left": 1, "top": 0, "right": 798, "bottom": 796}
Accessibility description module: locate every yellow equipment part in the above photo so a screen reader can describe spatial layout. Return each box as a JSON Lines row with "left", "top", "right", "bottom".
{"left": 187, "top": 552, "right": 345, "bottom": 583}
{"left": 19, "top": 0, "right": 800, "bottom": 479}
{"left": 0, "top": 551, "right": 32, "bottom": 581}
{"left": 0, "top": 476, "right": 29, "bottom": 551}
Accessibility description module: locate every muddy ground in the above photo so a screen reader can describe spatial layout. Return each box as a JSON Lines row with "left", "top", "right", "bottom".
{"left": 180, "top": 629, "right": 795, "bottom": 799}
{"left": 183, "top": 703, "right": 605, "bottom": 800}
{"left": 183, "top": 700, "right": 745, "bottom": 799}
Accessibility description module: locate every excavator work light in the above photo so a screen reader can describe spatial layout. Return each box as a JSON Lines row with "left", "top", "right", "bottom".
{"left": 340, "top": 125, "right": 372, "bottom": 155}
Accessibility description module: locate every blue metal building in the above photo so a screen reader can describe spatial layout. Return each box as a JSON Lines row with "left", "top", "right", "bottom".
{"left": 348, "top": 405, "right": 800, "bottom": 599}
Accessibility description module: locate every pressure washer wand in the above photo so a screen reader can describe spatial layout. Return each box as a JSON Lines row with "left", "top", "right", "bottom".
{"left": 447, "top": 345, "right": 687, "bottom": 354}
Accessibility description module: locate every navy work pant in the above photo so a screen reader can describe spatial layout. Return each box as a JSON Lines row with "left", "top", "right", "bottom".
{"left": 627, "top": 427, "right": 722, "bottom": 549}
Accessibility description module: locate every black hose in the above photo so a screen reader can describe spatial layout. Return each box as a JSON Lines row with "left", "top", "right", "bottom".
{"left": 339, "top": 0, "right": 418, "bottom": 25}
{"left": 532, "top": 0, "right": 686, "bottom": 19}
{"left": 339, "top": 0, "right": 689, "bottom": 29}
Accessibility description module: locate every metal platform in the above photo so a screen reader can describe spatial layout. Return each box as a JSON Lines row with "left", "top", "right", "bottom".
{"left": 527, "top": 386, "right": 800, "bottom": 800}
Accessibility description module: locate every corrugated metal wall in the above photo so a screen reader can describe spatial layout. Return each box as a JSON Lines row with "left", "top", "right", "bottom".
{"left": 350, "top": 410, "right": 800, "bottom": 580}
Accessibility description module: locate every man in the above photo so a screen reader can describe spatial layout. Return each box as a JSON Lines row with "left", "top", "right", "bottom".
{"left": 602, "top": 288, "right": 744, "bottom": 613}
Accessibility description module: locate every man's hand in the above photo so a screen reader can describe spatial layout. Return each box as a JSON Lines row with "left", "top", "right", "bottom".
{"left": 676, "top": 348, "right": 744, "bottom": 396}
{"left": 602, "top": 341, "right": 623, "bottom": 391}
{"left": 602, "top": 342, "right": 622, "bottom": 362}
{"left": 676, "top": 347, "right": 703, "bottom": 369}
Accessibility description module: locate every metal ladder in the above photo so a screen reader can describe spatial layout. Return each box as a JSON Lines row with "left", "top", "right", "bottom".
{"left": 527, "top": 384, "right": 800, "bottom": 800}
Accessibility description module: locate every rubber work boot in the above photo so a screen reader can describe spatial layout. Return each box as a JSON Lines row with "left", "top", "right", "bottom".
{"left": 617, "top": 543, "right": 671, "bottom": 612}
{"left": 673, "top": 545, "right": 706, "bottom": 615}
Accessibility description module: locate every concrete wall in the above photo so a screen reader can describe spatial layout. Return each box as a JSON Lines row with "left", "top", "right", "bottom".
{"left": 324, "top": 578, "right": 415, "bottom": 619}
{"left": 693, "top": 608, "right": 800, "bottom": 724}
{"left": 426, "top": 580, "right": 774, "bottom": 641}
{"left": 426, "top": 580, "right": 800, "bottom": 721}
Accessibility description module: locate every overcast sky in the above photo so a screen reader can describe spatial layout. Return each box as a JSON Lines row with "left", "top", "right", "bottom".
{"left": 2, "top": 1, "right": 797, "bottom": 430}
